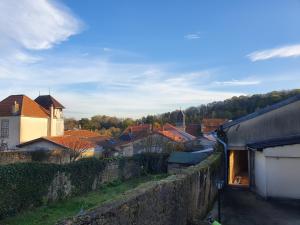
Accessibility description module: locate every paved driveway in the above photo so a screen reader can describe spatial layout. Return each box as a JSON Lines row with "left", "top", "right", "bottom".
{"left": 206, "top": 188, "right": 300, "bottom": 225}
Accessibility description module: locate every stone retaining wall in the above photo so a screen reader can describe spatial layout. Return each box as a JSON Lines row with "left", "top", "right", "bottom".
{"left": 57, "top": 153, "right": 222, "bottom": 225}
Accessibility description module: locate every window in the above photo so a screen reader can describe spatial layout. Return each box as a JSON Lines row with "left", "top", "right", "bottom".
{"left": 1, "top": 120, "right": 9, "bottom": 138}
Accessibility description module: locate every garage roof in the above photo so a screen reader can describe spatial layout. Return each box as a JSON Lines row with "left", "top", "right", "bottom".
{"left": 247, "top": 134, "right": 300, "bottom": 150}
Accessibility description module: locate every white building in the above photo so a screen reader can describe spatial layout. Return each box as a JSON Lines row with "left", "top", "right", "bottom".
{"left": 0, "top": 95, "right": 64, "bottom": 150}
{"left": 220, "top": 94, "right": 300, "bottom": 199}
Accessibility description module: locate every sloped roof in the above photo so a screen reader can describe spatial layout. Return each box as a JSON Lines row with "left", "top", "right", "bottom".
{"left": 202, "top": 118, "right": 227, "bottom": 133}
{"left": 168, "top": 151, "right": 210, "bottom": 165}
{"left": 35, "top": 95, "right": 65, "bottom": 109}
{"left": 247, "top": 134, "right": 300, "bottom": 150}
{"left": 186, "top": 124, "right": 201, "bottom": 136}
{"left": 157, "top": 123, "right": 196, "bottom": 142}
{"left": 0, "top": 95, "right": 49, "bottom": 118}
{"left": 18, "top": 135, "right": 96, "bottom": 150}
{"left": 222, "top": 94, "right": 300, "bottom": 129}
{"left": 64, "top": 130, "right": 102, "bottom": 138}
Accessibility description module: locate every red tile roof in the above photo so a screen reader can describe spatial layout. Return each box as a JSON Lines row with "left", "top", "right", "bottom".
{"left": 0, "top": 95, "right": 49, "bottom": 118}
{"left": 186, "top": 124, "right": 201, "bottom": 136}
{"left": 64, "top": 130, "right": 102, "bottom": 138}
{"left": 156, "top": 123, "right": 196, "bottom": 142}
{"left": 201, "top": 118, "right": 228, "bottom": 133}
{"left": 45, "top": 136, "right": 96, "bottom": 150}
{"left": 123, "top": 124, "right": 151, "bottom": 136}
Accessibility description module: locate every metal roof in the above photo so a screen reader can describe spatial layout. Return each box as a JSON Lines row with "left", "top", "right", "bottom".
{"left": 247, "top": 134, "right": 300, "bottom": 150}
{"left": 222, "top": 94, "right": 300, "bottom": 129}
{"left": 168, "top": 151, "right": 210, "bottom": 165}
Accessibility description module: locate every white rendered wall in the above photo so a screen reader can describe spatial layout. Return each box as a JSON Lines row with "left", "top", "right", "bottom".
{"left": 0, "top": 116, "right": 20, "bottom": 149}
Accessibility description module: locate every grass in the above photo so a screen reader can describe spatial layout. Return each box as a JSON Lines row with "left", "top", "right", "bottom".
{"left": 1, "top": 174, "right": 167, "bottom": 225}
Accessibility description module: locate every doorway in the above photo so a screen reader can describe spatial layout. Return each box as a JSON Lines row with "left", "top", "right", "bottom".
{"left": 228, "top": 150, "right": 249, "bottom": 186}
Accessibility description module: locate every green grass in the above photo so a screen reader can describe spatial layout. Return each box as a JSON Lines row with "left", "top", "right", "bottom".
{"left": 1, "top": 174, "right": 167, "bottom": 225}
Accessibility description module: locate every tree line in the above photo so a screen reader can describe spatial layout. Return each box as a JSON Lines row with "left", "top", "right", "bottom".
{"left": 65, "top": 89, "right": 300, "bottom": 136}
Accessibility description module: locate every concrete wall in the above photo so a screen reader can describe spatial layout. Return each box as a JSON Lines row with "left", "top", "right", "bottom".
{"left": 254, "top": 151, "right": 267, "bottom": 197}
{"left": 20, "top": 117, "right": 48, "bottom": 144}
{"left": 224, "top": 100, "right": 300, "bottom": 149}
{"left": 0, "top": 116, "right": 20, "bottom": 149}
{"left": 57, "top": 153, "right": 222, "bottom": 225}
{"left": 254, "top": 144, "right": 300, "bottom": 199}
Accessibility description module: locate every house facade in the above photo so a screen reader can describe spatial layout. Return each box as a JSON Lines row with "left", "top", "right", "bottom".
{"left": 219, "top": 94, "right": 300, "bottom": 199}
{"left": 0, "top": 95, "right": 64, "bottom": 150}
{"left": 107, "top": 123, "right": 196, "bottom": 157}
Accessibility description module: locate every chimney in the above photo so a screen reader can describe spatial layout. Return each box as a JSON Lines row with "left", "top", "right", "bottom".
{"left": 11, "top": 101, "right": 20, "bottom": 115}
{"left": 49, "top": 104, "right": 54, "bottom": 136}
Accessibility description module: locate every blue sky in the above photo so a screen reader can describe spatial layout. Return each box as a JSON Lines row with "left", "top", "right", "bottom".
{"left": 0, "top": 0, "right": 300, "bottom": 118}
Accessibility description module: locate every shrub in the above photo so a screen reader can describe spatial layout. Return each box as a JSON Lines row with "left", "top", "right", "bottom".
{"left": 0, "top": 153, "right": 168, "bottom": 219}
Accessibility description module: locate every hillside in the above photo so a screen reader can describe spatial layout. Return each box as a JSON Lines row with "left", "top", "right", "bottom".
{"left": 140, "top": 89, "right": 300, "bottom": 125}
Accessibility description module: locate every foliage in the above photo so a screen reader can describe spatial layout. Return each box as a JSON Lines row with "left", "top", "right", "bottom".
{"left": 65, "top": 89, "right": 300, "bottom": 130}
{"left": 1, "top": 174, "right": 167, "bottom": 225}
{"left": 0, "top": 153, "right": 168, "bottom": 219}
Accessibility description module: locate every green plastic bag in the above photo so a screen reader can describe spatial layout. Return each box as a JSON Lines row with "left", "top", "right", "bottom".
{"left": 212, "top": 221, "right": 221, "bottom": 225}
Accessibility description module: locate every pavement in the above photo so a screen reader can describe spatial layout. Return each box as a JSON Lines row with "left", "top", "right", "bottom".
{"left": 205, "top": 188, "right": 300, "bottom": 225}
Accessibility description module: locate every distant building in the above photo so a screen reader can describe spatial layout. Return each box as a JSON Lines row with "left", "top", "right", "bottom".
{"left": 220, "top": 94, "right": 300, "bottom": 199}
{"left": 201, "top": 118, "right": 227, "bottom": 134}
{"left": 0, "top": 95, "right": 64, "bottom": 150}
{"left": 106, "top": 123, "right": 196, "bottom": 157}
{"left": 175, "top": 109, "right": 186, "bottom": 132}
{"left": 17, "top": 130, "right": 109, "bottom": 159}
{"left": 186, "top": 124, "right": 202, "bottom": 137}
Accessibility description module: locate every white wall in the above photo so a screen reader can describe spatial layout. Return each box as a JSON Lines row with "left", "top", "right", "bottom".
{"left": 255, "top": 144, "right": 300, "bottom": 199}
{"left": 20, "top": 117, "right": 48, "bottom": 143}
{"left": 254, "top": 151, "right": 267, "bottom": 197}
{"left": 0, "top": 116, "right": 20, "bottom": 149}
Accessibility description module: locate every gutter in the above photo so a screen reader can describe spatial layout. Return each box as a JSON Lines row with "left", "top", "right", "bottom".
{"left": 212, "top": 132, "right": 228, "bottom": 185}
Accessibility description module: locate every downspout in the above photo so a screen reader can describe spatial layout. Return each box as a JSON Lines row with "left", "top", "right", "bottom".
{"left": 212, "top": 131, "right": 228, "bottom": 186}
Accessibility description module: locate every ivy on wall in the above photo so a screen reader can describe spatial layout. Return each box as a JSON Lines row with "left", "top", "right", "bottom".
{"left": 0, "top": 153, "right": 169, "bottom": 219}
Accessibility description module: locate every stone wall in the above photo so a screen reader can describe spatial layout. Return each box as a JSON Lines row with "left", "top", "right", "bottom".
{"left": 57, "top": 153, "right": 222, "bottom": 225}
{"left": 47, "top": 159, "right": 142, "bottom": 202}
{"left": 0, "top": 150, "right": 71, "bottom": 165}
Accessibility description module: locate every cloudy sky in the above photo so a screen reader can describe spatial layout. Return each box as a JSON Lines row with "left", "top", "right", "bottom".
{"left": 0, "top": 0, "right": 300, "bottom": 118}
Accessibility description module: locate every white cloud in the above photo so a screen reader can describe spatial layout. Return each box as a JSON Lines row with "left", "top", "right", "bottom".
{"left": 184, "top": 32, "right": 201, "bottom": 40}
{"left": 247, "top": 44, "right": 300, "bottom": 61}
{"left": 0, "top": 0, "right": 82, "bottom": 50}
{"left": 214, "top": 79, "right": 261, "bottom": 86}
{"left": 0, "top": 0, "right": 82, "bottom": 66}
{"left": 0, "top": 54, "right": 243, "bottom": 118}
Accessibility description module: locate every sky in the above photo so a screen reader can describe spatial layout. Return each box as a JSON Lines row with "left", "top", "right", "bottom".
{"left": 0, "top": 0, "right": 300, "bottom": 118}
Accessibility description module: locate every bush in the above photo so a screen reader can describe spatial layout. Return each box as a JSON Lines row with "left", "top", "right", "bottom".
{"left": 0, "top": 153, "right": 168, "bottom": 219}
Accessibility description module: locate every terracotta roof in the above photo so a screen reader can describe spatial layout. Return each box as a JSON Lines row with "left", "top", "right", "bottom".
{"left": 123, "top": 124, "right": 151, "bottom": 136}
{"left": 18, "top": 135, "right": 96, "bottom": 151}
{"left": 0, "top": 95, "right": 49, "bottom": 118}
{"left": 186, "top": 124, "right": 201, "bottom": 136}
{"left": 45, "top": 136, "right": 96, "bottom": 150}
{"left": 201, "top": 118, "right": 228, "bottom": 133}
{"left": 35, "top": 95, "right": 65, "bottom": 109}
{"left": 156, "top": 123, "right": 196, "bottom": 142}
{"left": 64, "top": 130, "right": 102, "bottom": 138}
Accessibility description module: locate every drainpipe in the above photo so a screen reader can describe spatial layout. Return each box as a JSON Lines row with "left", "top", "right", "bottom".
{"left": 212, "top": 132, "right": 228, "bottom": 186}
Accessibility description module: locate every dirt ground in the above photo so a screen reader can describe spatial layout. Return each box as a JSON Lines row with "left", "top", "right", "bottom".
{"left": 205, "top": 188, "right": 300, "bottom": 225}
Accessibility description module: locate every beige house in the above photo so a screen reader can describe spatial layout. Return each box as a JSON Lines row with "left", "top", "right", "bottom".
{"left": 0, "top": 95, "right": 64, "bottom": 150}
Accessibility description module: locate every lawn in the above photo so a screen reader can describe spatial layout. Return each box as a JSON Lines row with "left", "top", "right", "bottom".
{"left": 1, "top": 174, "right": 167, "bottom": 225}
